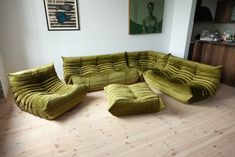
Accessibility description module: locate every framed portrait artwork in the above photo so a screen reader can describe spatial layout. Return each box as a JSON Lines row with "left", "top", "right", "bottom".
{"left": 44, "top": 0, "right": 80, "bottom": 31}
{"left": 129, "top": 0, "right": 165, "bottom": 34}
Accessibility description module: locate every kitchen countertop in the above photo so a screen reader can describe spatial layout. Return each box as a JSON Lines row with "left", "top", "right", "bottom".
{"left": 191, "top": 40, "right": 235, "bottom": 47}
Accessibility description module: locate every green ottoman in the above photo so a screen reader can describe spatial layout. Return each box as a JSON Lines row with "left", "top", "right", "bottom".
{"left": 104, "top": 83, "right": 165, "bottom": 116}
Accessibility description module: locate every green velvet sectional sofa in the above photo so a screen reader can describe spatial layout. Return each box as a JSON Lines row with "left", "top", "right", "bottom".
{"left": 8, "top": 50, "right": 222, "bottom": 120}
{"left": 63, "top": 51, "right": 222, "bottom": 103}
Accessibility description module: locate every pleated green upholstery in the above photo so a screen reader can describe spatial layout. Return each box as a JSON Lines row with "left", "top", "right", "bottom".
{"left": 104, "top": 83, "right": 165, "bottom": 116}
{"left": 143, "top": 55, "right": 222, "bottom": 103}
{"left": 144, "top": 70, "right": 193, "bottom": 103}
{"left": 63, "top": 50, "right": 222, "bottom": 104}
{"left": 126, "top": 51, "right": 170, "bottom": 71}
{"left": 62, "top": 52, "right": 140, "bottom": 91}
{"left": 187, "top": 64, "right": 222, "bottom": 102}
{"left": 8, "top": 63, "right": 87, "bottom": 120}
{"left": 125, "top": 51, "right": 148, "bottom": 71}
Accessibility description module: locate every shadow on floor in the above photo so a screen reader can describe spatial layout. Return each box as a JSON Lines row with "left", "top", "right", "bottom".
{"left": 56, "top": 94, "right": 100, "bottom": 122}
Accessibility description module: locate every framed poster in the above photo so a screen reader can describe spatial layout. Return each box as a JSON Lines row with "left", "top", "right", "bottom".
{"left": 129, "top": 0, "right": 165, "bottom": 34}
{"left": 44, "top": 0, "right": 80, "bottom": 31}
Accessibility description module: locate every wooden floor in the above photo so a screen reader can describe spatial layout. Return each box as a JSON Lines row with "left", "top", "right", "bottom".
{"left": 0, "top": 84, "right": 235, "bottom": 157}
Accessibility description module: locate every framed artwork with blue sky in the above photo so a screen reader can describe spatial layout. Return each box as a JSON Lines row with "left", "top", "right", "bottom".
{"left": 44, "top": 0, "right": 80, "bottom": 31}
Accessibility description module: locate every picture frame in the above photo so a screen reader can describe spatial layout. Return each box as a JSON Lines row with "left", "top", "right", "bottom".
{"left": 43, "top": 0, "right": 80, "bottom": 31}
{"left": 129, "top": 0, "right": 165, "bottom": 35}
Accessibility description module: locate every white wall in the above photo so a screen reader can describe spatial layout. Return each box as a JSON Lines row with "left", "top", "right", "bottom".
{"left": 0, "top": 0, "right": 195, "bottom": 89}
{"left": 0, "top": 0, "right": 175, "bottom": 78}
{"left": 0, "top": 50, "right": 8, "bottom": 97}
{"left": 169, "top": 0, "right": 196, "bottom": 58}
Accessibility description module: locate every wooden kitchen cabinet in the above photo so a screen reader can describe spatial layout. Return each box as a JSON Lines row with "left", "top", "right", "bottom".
{"left": 214, "top": 0, "right": 235, "bottom": 23}
{"left": 222, "top": 47, "right": 235, "bottom": 85}
{"left": 191, "top": 41, "right": 235, "bottom": 87}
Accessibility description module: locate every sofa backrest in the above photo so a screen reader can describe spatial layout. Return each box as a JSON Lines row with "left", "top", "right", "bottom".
{"left": 196, "top": 63, "right": 222, "bottom": 95}
{"left": 147, "top": 51, "right": 170, "bottom": 70}
{"left": 165, "top": 55, "right": 222, "bottom": 80}
{"left": 164, "top": 55, "right": 198, "bottom": 83}
{"left": 126, "top": 51, "right": 170, "bottom": 71}
{"left": 166, "top": 55, "right": 197, "bottom": 73}
{"left": 165, "top": 55, "right": 222, "bottom": 95}
{"left": 8, "top": 63, "right": 60, "bottom": 100}
{"left": 125, "top": 51, "right": 148, "bottom": 70}
{"left": 196, "top": 64, "right": 222, "bottom": 81}
{"left": 62, "top": 52, "right": 127, "bottom": 83}
{"left": 63, "top": 51, "right": 222, "bottom": 92}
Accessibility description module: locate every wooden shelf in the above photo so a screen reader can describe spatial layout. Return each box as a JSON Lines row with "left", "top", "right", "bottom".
{"left": 214, "top": 0, "right": 235, "bottom": 23}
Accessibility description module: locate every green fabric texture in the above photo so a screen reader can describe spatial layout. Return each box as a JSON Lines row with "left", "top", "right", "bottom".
{"left": 104, "top": 83, "right": 165, "bottom": 116}
{"left": 144, "top": 70, "right": 193, "bottom": 103}
{"left": 143, "top": 55, "right": 222, "bottom": 103}
{"left": 126, "top": 51, "right": 170, "bottom": 71}
{"left": 62, "top": 52, "right": 140, "bottom": 91}
{"left": 63, "top": 51, "right": 222, "bottom": 103}
{"left": 8, "top": 63, "right": 87, "bottom": 120}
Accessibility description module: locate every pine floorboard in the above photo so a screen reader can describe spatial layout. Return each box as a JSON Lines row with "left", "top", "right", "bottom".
{"left": 0, "top": 84, "right": 234, "bottom": 157}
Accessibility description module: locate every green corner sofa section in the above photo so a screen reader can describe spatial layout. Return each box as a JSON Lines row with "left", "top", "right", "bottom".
{"left": 8, "top": 63, "right": 87, "bottom": 120}
{"left": 63, "top": 51, "right": 222, "bottom": 104}
{"left": 126, "top": 51, "right": 222, "bottom": 103}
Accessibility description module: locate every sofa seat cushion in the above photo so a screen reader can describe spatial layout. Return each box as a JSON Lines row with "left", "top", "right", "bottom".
{"left": 104, "top": 83, "right": 165, "bottom": 116}
{"left": 71, "top": 73, "right": 109, "bottom": 91}
{"left": 124, "top": 67, "right": 141, "bottom": 84}
{"left": 164, "top": 55, "right": 197, "bottom": 84}
{"left": 144, "top": 70, "right": 192, "bottom": 96}
{"left": 70, "top": 67, "right": 140, "bottom": 91}
{"left": 144, "top": 70, "right": 195, "bottom": 103}
{"left": 154, "top": 67, "right": 195, "bottom": 84}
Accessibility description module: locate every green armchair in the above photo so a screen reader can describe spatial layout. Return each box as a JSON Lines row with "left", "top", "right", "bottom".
{"left": 8, "top": 63, "right": 87, "bottom": 120}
